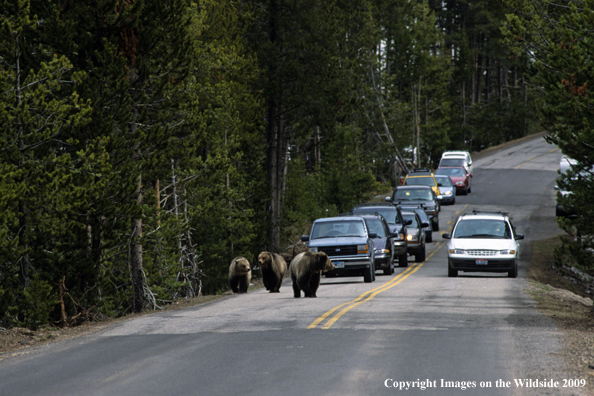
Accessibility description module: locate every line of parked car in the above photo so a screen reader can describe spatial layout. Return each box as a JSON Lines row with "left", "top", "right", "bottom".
{"left": 300, "top": 151, "right": 476, "bottom": 282}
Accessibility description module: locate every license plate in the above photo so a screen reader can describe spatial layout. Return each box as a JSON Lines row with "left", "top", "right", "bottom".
{"left": 476, "top": 259, "right": 488, "bottom": 265}
{"left": 333, "top": 261, "right": 344, "bottom": 269}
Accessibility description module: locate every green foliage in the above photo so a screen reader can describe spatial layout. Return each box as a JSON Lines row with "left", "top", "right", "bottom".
{"left": 501, "top": 0, "right": 594, "bottom": 270}
{"left": 7, "top": 275, "right": 57, "bottom": 330}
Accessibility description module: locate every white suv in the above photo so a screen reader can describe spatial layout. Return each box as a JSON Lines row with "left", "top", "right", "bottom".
{"left": 439, "top": 151, "right": 473, "bottom": 175}
{"left": 442, "top": 210, "right": 524, "bottom": 278}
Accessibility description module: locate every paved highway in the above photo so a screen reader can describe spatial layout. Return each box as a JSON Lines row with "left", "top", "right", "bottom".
{"left": 0, "top": 135, "right": 583, "bottom": 396}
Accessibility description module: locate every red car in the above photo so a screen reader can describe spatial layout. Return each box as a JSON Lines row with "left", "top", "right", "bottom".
{"left": 435, "top": 167, "right": 472, "bottom": 195}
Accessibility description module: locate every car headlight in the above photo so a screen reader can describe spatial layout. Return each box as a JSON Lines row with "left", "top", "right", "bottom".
{"left": 308, "top": 247, "right": 318, "bottom": 252}
{"left": 500, "top": 249, "right": 516, "bottom": 255}
{"left": 375, "top": 249, "right": 389, "bottom": 254}
{"left": 455, "top": 181, "right": 465, "bottom": 186}
{"left": 394, "top": 233, "right": 405, "bottom": 241}
{"left": 357, "top": 244, "right": 369, "bottom": 254}
{"left": 443, "top": 191, "right": 452, "bottom": 196}
{"left": 449, "top": 249, "right": 464, "bottom": 254}
{"left": 406, "top": 234, "right": 417, "bottom": 241}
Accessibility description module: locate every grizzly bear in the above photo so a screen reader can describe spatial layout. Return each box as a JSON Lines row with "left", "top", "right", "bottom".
{"left": 229, "top": 257, "right": 252, "bottom": 294}
{"left": 290, "top": 251, "right": 335, "bottom": 298}
{"left": 258, "top": 251, "right": 287, "bottom": 293}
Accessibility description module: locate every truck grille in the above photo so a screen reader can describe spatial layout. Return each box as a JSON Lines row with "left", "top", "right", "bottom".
{"left": 318, "top": 245, "right": 358, "bottom": 257}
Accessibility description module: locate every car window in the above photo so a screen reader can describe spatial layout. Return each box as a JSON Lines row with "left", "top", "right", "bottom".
{"left": 405, "top": 177, "right": 436, "bottom": 187}
{"left": 366, "top": 219, "right": 387, "bottom": 237}
{"left": 439, "top": 158, "right": 465, "bottom": 167}
{"left": 453, "top": 219, "right": 511, "bottom": 239}
{"left": 395, "top": 189, "right": 433, "bottom": 201}
{"left": 354, "top": 209, "right": 398, "bottom": 224}
{"left": 402, "top": 214, "right": 419, "bottom": 228}
{"left": 435, "top": 176, "right": 453, "bottom": 187}
{"left": 311, "top": 220, "right": 365, "bottom": 239}
{"left": 436, "top": 168, "right": 465, "bottom": 177}
{"left": 414, "top": 209, "right": 429, "bottom": 222}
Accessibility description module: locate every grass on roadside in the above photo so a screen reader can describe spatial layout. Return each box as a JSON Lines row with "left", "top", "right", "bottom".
{"left": 526, "top": 235, "right": 594, "bottom": 387}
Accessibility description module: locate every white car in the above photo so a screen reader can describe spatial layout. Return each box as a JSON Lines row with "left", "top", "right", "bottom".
{"left": 440, "top": 151, "right": 473, "bottom": 175}
{"left": 442, "top": 211, "right": 524, "bottom": 278}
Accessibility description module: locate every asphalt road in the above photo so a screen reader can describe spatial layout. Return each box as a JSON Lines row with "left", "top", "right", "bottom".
{"left": 0, "top": 135, "right": 585, "bottom": 396}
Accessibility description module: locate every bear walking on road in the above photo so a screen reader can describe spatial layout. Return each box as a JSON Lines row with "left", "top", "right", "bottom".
{"left": 229, "top": 257, "right": 252, "bottom": 294}
{"left": 258, "top": 252, "right": 287, "bottom": 293}
{"left": 290, "top": 252, "right": 334, "bottom": 298}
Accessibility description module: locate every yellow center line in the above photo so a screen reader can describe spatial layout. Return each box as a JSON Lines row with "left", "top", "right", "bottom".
{"left": 513, "top": 147, "right": 559, "bottom": 169}
{"left": 306, "top": 264, "right": 419, "bottom": 329}
{"left": 307, "top": 204, "right": 469, "bottom": 330}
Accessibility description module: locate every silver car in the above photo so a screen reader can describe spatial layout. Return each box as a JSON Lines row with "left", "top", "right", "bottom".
{"left": 435, "top": 175, "right": 455, "bottom": 205}
{"left": 442, "top": 210, "right": 524, "bottom": 278}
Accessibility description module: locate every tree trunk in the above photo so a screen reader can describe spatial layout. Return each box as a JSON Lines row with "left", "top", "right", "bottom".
{"left": 130, "top": 174, "right": 144, "bottom": 313}
{"left": 266, "top": 0, "right": 281, "bottom": 252}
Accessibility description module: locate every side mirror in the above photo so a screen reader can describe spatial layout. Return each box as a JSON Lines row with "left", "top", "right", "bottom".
{"left": 385, "top": 196, "right": 392, "bottom": 202}
{"left": 515, "top": 234, "right": 524, "bottom": 240}
{"left": 368, "top": 232, "right": 378, "bottom": 239}
{"left": 442, "top": 233, "right": 451, "bottom": 239}
{"left": 404, "top": 219, "right": 412, "bottom": 226}
{"left": 420, "top": 222, "right": 429, "bottom": 228}
{"left": 301, "top": 235, "right": 309, "bottom": 242}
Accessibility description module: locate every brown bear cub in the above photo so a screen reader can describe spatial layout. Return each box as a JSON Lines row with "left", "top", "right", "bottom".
{"left": 229, "top": 257, "right": 252, "bottom": 294}
{"left": 290, "top": 252, "right": 335, "bottom": 298}
{"left": 257, "top": 252, "right": 287, "bottom": 293}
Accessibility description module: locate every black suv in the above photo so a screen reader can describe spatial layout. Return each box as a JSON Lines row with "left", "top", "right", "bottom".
{"left": 351, "top": 203, "right": 409, "bottom": 267}
{"left": 386, "top": 185, "right": 441, "bottom": 231}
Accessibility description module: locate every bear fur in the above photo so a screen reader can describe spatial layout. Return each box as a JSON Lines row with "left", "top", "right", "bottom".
{"left": 290, "top": 251, "right": 335, "bottom": 298}
{"left": 258, "top": 251, "right": 287, "bottom": 293}
{"left": 229, "top": 257, "right": 252, "bottom": 294}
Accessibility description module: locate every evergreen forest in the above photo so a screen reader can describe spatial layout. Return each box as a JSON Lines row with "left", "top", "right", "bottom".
{"left": 3, "top": 0, "right": 574, "bottom": 330}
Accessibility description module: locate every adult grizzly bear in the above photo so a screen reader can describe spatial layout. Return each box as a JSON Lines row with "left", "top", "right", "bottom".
{"left": 290, "top": 251, "right": 335, "bottom": 298}
{"left": 229, "top": 257, "right": 252, "bottom": 294}
{"left": 258, "top": 251, "right": 287, "bottom": 293}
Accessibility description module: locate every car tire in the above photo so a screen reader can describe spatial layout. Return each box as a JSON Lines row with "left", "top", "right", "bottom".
{"left": 398, "top": 253, "right": 408, "bottom": 267}
{"left": 448, "top": 265, "right": 458, "bottom": 277}
{"left": 415, "top": 246, "right": 426, "bottom": 262}
{"left": 508, "top": 262, "right": 518, "bottom": 278}
{"left": 426, "top": 231, "right": 433, "bottom": 243}
{"left": 364, "top": 265, "right": 373, "bottom": 283}
{"left": 383, "top": 260, "right": 393, "bottom": 275}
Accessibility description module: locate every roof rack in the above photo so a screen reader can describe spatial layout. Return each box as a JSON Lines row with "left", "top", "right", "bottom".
{"left": 409, "top": 167, "right": 432, "bottom": 174}
{"left": 466, "top": 210, "right": 509, "bottom": 217}
{"left": 353, "top": 203, "right": 394, "bottom": 208}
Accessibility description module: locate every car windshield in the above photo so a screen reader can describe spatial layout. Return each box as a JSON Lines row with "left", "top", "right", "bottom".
{"left": 435, "top": 168, "right": 466, "bottom": 177}
{"left": 311, "top": 220, "right": 366, "bottom": 239}
{"left": 366, "top": 219, "right": 387, "bottom": 237}
{"left": 405, "top": 177, "right": 435, "bottom": 187}
{"left": 440, "top": 158, "right": 465, "bottom": 167}
{"left": 394, "top": 189, "right": 433, "bottom": 201}
{"left": 354, "top": 209, "right": 400, "bottom": 224}
{"left": 402, "top": 214, "right": 418, "bottom": 228}
{"left": 435, "top": 176, "right": 453, "bottom": 187}
{"left": 453, "top": 219, "right": 512, "bottom": 239}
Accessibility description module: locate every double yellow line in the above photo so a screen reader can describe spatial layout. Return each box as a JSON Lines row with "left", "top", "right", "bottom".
{"left": 307, "top": 262, "right": 425, "bottom": 329}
